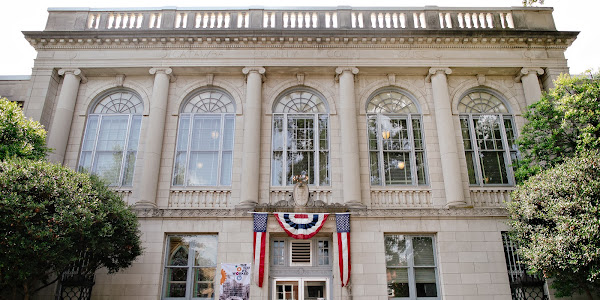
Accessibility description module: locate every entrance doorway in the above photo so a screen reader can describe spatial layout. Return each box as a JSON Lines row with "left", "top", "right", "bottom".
{"left": 273, "top": 278, "right": 329, "bottom": 300}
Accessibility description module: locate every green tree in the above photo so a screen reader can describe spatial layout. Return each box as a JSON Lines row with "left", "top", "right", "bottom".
{"left": 507, "top": 151, "right": 600, "bottom": 299}
{"left": 514, "top": 73, "right": 600, "bottom": 182}
{"left": 0, "top": 98, "right": 48, "bottom": 161}
{"left": 0, "top": 158, "right": 142, "bottom": 300}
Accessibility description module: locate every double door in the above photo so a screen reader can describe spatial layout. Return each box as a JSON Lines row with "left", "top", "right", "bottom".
{"left": 273, "top": 278, "right": 328, "bottom": 300}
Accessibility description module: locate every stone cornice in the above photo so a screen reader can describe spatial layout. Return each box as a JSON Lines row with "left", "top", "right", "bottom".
{"left": 133, "top": 207, "right": 508, "bottom": 218}
{"left": 24, "top": 30, "right": 578, "bottom": 51}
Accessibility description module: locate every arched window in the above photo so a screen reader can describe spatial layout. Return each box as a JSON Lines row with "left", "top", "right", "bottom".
{"left": 78, "top": 90, "right": 143, "bottom": 186}
{"left": 367, "top": 88, "right": 426, "bottom": 185}
{"left": 458, "top": 89, "right": 518, "bottom": 185}
{"left": 173, "top": 88, "right": 235, "bottom": 186}
{"left": 271, "top": 88, "right": 329, "bottom": 186}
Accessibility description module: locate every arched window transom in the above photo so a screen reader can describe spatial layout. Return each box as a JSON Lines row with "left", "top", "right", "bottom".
{"left": 271, "top": 88, "right": 329, "bottom": 186}
{"left": 458, "top": 89, "right": 517, "bottom": 186}
{"left": 78, "top": 90, "right": 143, "bottom": 187}
{"left": 173, "top": 89, "right": 235, "bottom": 187}
{"left": 366, "top": 89, "right": 427, "bottom": 186}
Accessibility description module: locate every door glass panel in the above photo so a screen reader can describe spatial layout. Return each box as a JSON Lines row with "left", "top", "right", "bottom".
{"left": 304, "top": 280, "right": 326, "bottom": 300}
{"left": 276, "top": 281, "right": 299, "bottom": 300}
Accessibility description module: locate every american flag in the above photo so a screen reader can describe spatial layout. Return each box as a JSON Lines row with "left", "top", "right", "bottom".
{"left": 336, "top": 213, "right": 351, "bottom": 287}
{"left": 253, "top": 213, "right": 268, "bottom": 287}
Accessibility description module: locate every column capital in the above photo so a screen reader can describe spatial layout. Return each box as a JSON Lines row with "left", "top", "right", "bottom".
{"left": 335, "top": 66, "right": 359, "bottom": 75}
{"left": 242, "top": 66, "right": 266, "bottom": 75}
{"left": 149, "top": 67, "right": 176, "bottom": 82}
{"left": 515, "top": 67, "right": 544, "bottom": 82}
{"left": 426, "top": 67, "right": 452, "bottom": 83}
{"left": 58, "top": 68, "right": 87, "bottom": 83}
{"left": 242, "top": 67, "right": 266, "bottom": 82}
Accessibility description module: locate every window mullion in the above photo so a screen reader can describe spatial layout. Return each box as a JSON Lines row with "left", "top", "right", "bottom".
{"left": 186, "top": 245, "right": 194, "bottom": 299}
{"left": 498, "top": 116, "right": 514, "bottom": 185}
{"left": 89, "top": 115, "right": 102, "bottom": 174}
{"left": 184, "top": 115, "right": 194, "bottom": 187}
{"left": 377, "top": 115, "right": 386, "bottom": 186}
{"left": 313, "top": 114, "right": 319, "bottom": 187}
{"left": 282, "top": 114, "right": 288, "bottom": 186}
{"left": 117, "top": 114, "right": 133, "bottom": 186}
{"left": 407, "top": 115, "right": 418, "bottom": 185}
{"left": 407, "top": 237, "right": 417, "bottom": 299}
{"left": 468, "top": 115, "right": 484, "bottom": 186}
{"left": 216, "top": 114, "right": 225, "bottom": 186}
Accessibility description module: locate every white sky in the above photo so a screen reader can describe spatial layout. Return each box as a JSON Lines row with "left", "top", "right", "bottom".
{"left": 0, "top": 0, "right": 597, "bottom": 75}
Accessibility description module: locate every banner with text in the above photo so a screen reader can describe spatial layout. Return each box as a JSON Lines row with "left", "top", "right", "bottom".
{"left": 219, "top": 263, "right": 251, "bottom": 300}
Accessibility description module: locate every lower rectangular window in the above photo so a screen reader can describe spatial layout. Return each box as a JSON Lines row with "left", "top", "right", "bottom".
{"left": 385, "top": 235, "right": 439, "bottom": 299}
{"left": 163, "top": 235, "right": 218, "bottom": 300}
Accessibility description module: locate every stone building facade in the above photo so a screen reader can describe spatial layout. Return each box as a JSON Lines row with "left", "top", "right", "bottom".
{"left": 0, "top": 6, "right": 581, "bottom": 300}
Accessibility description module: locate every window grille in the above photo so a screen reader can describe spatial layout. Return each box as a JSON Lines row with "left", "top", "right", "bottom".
{"left": 502, "top": 232, "right": 549, "bottom": 300}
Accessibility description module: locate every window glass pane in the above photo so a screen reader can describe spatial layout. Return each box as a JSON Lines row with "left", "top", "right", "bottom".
{"left": 187, "top": 152, "right": 219, "bottom": 186}
{"left": 176, "top": 115, "right": 191, "bottom": 151}
{"left": 189, "top": 235, "right": 218, "bottom": 266}
{"left": 387, "top": 268, "right": 410, "bottom": 297}
{"left": 480, "top": 151, "right": 508, "bottom": 184}
{"left": 173, "top": 151, "right": 187, "bottom": 186}
{"left": 193, "top": 268, "right": 215, "bottom": 298}
{"left": 287, "top": 151, "right": 314, "bottom": 185}
{"left": 121, "top": 151, "right": 136, "bottom": 186}
{"left": 96, "top": 115, "right": 128, "bottom": 152}
{"left": 504, "top": 118, "right": 517, "bottom": 150}
{"left": 385, "top": 235, "right": 408, "bottom": 267}
{"left": 415, "top": 268, "right": 438, "bottom": 297}
{"left": 222, "top": 115, "right": 235, "bottom": 151}
{"left": 165, "top": 268, "right": 187, "bottom": 297}
{"left": 305, "top": 281, "right": 326, "bottom": 299}
{"left": 369, "top": 151, "right": 381, "bottom": 185}
{"left": 272, "top": 115, "right": 284, "bottom": 151}
{"left": 81, "top": 115, "right": 99, "bottom": 151}
{"left": 93, "top": 151, "right": 123, "bottom": 186}
{"left": 465, "top": 151, "right": 478, "bottom": 185}
{"left": 474, "top": 115, "right": 503, "bottom": 151}
{"left": 460, "top": 117, "right": 472, "bottom": 150}
{"left": 384, "top": 152, "right": 411, "bottom": 185}
{"left": 368, "top": 116, "right": 378, "bottom": 151}
{"left": 127, "top": 115, "right": 142, "bottom": 151}
{"left": 288, "top": 116, "right": 314, "bottom": 151}
{"left": 319, "top": 151, "right": 329, "bottom": 186}
{"left": 319, "top": 114, "right": 328, "bottom": 150}
{"left": 272, "top": 240, "right": 285, "bottom": 266}
{"left": 168, "top": 237, "right": 189, "bottom": 266}
{"left": 78, "top": 151, "right": 92, "bottom": 173}
{"left": 220, "top": 152, "right": 232, "bottom": 186}
{"left": 416, "top": 151, "right": 426, "bottom": 185}
{"left": 271, "top": 151, "right": 283, "bottom": 186}
{"left": 413, "top": 237, "right": 435, "bottom": 266}
{"left": 191, "top": 116, "right": 221, "bottom": 151}
{"left": 318, "top": 240, "right": 330, "bottom": 265}
{"left": 412, "top": 118, "right": 423, "bottom": 150}
{"left": 383, "top": 118, "right": 409, "bottom": 151}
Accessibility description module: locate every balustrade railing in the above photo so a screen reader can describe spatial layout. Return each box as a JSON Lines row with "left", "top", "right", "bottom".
{"left": 370, "top": 188, "right": 432, "bottom": 208}
{"left": 169, "top": 189, "right": 231, "bottom": 208}
{"left": 269, "top": 188, "right": 333, "bottom": 206}
{"left": 43, "top": 7, "right": 553, "bottom": 32}
{"left": 470, "top": 187, "right": 514, "bottom": 208}
{"left": 114, "top": 189, "right": 133, "bottom": 205}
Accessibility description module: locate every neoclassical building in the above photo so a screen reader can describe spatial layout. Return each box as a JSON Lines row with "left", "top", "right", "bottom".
{"left": 0, "top": 5, "right": 581, "bottom": 300}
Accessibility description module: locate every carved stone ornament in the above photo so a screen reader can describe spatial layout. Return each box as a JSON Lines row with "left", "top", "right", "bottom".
{"left": 293, "top": 182, "right": 310, "bottom": 206}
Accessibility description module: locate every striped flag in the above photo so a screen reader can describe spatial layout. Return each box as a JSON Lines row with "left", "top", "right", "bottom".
{"left": 274, "top": 213, "right": 329, "bottom": 239}
{"left": 336, "top": 213, "right": 351, "bottom": 287}
{"left": 253, "top": 213, "right": 268, "bottom": 287}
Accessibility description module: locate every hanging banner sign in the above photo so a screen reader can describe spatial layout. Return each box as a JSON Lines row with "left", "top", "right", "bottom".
{"left": 219, "top": 263, "right": 251, "bottom": 300}
{"left": 274, "top": 213, "right": 329, "bottom": 239}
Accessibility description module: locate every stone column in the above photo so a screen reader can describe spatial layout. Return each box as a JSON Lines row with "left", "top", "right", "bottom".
{"left": 238, "top": 67, "right": 265, "bottom": 208}
{"left": 428, "top": 67, "right": 467, "bottom": 207}
{"left": 136, "top": 67, "right": 174, "bottom": 207}
{"left": 335, "top": 67, "right": 363, "bottom": 208}
{"left": 519, "top": 67, "right": 544, "bottom": 107}
{"left": 47, "top": 68, "right": 86, "bottom": 164}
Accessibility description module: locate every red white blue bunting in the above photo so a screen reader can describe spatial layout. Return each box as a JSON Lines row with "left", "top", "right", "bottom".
{"left": 274, "top": 213, "right": 329, "bottom": 239}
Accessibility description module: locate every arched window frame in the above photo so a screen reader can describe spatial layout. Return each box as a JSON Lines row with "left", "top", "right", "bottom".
{"left": 271, "top": 87, "right": 330, "bottom": 187}
{"left": 366, "top": 88, "right": 427, "bottom": 186}
{"left": 172, "top": 88, "right": 236, "bottom": 187}
{"left": 77, "top": 89, "right": 143, "bottom": 187}
{"left": 457, "top": 88, "right": 518, "bottom": 186}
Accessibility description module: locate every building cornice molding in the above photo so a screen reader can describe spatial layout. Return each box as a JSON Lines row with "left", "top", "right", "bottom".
{"left": 24, "top": 30, "right": 577, "bottom": 51}
{"left": 132, "top": 207, "right": 508, "bottom": 218}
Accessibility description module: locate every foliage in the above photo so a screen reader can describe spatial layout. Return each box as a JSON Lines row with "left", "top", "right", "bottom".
{"left": 523, "top": 0, "right": 545, "bottom": 5}
{"left": 0, "top": 98, "right": 48, "bottom": 161}
{"left": 514, "top": 73, "right": 600, "bottom": 182}
{"left": 507, "top": 151, "right": 600, "bottom": 299}
{"left": 0, "top": 158, "right": 142, "bottom": 299}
